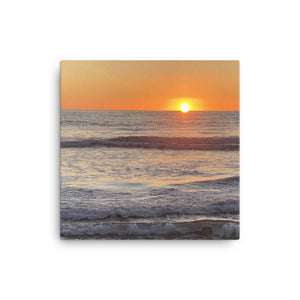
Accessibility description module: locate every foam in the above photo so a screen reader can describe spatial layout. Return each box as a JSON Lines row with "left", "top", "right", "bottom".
{"left": 61, "top": 218, "right": 240, "bottom": 239}
{"left": 60, "top": 199, "right": 239, "bottom": 221}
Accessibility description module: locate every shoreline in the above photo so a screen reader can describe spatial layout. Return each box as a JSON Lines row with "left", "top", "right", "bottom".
{"left": 61, "top": 218, "right": 240, "bottom": 240}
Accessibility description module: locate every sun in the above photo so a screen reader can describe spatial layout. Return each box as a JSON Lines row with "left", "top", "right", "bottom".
{"left": 180, "top": 103, "right": 190, "bottom": 113}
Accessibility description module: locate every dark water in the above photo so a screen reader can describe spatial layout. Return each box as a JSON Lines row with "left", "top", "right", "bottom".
{"left": 60, "top": 110, "right": 239, "bottom": 239}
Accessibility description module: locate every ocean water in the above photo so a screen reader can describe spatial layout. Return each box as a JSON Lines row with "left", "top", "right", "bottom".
{"left": 60, "top": 110, "right": 239, "bottom": 239}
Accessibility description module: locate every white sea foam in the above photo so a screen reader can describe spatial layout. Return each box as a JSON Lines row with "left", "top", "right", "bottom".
{"left": 61, "top": 218, "right": 239, "bottom": 239}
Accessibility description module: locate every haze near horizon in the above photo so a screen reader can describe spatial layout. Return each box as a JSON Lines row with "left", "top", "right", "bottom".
{"left": 61, "top": 61, "right": 239, "bottom": 111}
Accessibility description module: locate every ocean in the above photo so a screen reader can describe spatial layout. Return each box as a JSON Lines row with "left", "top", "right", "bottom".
{"left": 60, "top": 110, "right": 239, "bottom": 239}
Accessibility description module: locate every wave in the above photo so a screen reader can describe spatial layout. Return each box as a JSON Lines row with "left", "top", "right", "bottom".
{"left": 60, "top": 199, "right": 239, "bottom": 221}
{"left": 169, "top": 175, "right": 239, "bottom": 185}
{"left": 61, "top": 218, "right": 239, "bottom": 239}
{"left": 61, "top": 136, "right": 239, "bottom": 151}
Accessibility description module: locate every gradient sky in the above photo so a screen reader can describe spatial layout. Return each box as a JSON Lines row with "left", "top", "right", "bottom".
{"left": 61, "top": 61, "right": 239, "bottom": 111}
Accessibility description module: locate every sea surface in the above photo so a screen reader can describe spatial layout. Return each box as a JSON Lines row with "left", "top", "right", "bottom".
{"left": 60, "top": 110, "right": 239, "bottom": 239}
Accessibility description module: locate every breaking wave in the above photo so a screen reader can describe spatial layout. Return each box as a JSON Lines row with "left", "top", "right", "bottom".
{"left": 60, "top": 199, "right": 239, "bottom": 221}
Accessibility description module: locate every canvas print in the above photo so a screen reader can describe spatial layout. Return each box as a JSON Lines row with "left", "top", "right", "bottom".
{"left": 60, "top": 60, "right": 239, "bottom": 239}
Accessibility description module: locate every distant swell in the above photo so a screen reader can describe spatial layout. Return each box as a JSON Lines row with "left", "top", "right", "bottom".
{"left": 61, "top": 136, "right": 239, "bottom": 151}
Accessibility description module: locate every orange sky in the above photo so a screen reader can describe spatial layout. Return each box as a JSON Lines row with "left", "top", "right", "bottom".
{"left": 61, "top": 61, "right": 239, "bottom": 111}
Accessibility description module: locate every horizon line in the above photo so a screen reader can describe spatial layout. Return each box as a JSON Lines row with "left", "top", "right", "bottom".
{"left": 61, "top": 109, "right": 239, "bottom": 112}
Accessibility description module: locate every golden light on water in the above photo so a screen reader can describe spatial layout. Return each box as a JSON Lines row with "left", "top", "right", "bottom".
{"left": 180, "top": 103, "right": 190, "bottom": 113}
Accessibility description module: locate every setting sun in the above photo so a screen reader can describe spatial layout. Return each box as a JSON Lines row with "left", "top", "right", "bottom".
{"left": 180, "top": 103, "right": 190, "bottom": 113}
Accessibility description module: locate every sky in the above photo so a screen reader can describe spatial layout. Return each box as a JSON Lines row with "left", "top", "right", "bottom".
{"left": 61, "top": 61, "right": 239, "bottom": 111}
